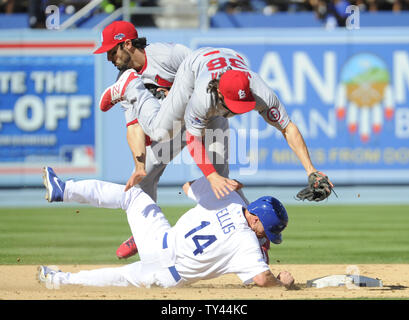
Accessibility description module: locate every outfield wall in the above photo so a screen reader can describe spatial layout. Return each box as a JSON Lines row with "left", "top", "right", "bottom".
{"left": 1, "top": 27, "right": 409, "bottom": 187}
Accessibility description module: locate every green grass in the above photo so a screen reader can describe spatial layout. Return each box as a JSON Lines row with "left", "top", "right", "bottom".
{"left": 0, "top": 205, "right": 408, "bottom": 265}
{"left": 0, "top": 206, "right": 184, "bottom": 265}
{"left": 273, "top": 205, "right": 409, "bottom": 264}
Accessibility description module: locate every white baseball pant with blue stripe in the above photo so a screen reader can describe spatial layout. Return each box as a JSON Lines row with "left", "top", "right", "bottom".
{"left": 51, "top": 180, "right": 181, "bottom": 288}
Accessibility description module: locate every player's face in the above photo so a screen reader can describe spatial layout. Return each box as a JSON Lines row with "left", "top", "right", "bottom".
{"left": 247, "top": 211, "right": 267, "bottom": 238}
{"left": 217, "top": 96, "right": 236, "bottom": 118}
{"left": 254, "top": 222, "right": 267, "bottom": 239}
{"left": 107, "top": 44, "right": 132, "bottom": 71}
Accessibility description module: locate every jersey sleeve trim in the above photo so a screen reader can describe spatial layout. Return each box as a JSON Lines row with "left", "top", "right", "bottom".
{"left": 137, "top": 50, "right": 148, "bottom": 75}
{"left": 126, "top": 118, "right": 139, "bottom": 126}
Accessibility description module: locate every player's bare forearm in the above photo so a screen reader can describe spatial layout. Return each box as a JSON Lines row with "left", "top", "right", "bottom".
{"left": 253, "top": 270, "right": 293, "bottom": 288}
{"left": 281, "top": 121, "right": 316, "bottom": 176}
{"left": 125, "top": 123, "right": 147, "bottom": 191}
{"left": 127, "top": 122, "right": 146, "bottom": 169}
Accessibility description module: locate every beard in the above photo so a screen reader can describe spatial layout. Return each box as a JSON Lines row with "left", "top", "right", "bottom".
{"left": 116, "top": 50, "right": 132, "bottom": 71}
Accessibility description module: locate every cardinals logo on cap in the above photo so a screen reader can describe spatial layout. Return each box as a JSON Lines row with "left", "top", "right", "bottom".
{"left": 114, "top": 33, "right": 125, "bottom": 40}
{"left": 219, "top": 70, "right": 256, "bottom": 114}
{"left": 238, "top": 89, "right": 246, "bottom": 100}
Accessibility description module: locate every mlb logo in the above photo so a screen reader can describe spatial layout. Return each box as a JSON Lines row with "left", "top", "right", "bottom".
{"left": 193, "top": 117, "right": 202, "bottom": 124}
{"left": 114, "top": 33, "right": 125, "bottom": 41}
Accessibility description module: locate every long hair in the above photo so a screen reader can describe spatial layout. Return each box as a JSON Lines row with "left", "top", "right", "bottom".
{"left": 207, "top": 66, "right": 233, "bottom": 107}
{"left": 206, "top": 78, "right": 221, "bottom": 107}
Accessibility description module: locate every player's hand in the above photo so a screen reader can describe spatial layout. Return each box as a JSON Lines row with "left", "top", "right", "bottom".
{"left": 157, "top": 87, "right": 169, "bottom": 97}
{"left": 124, "top": 169, "right": 147, "bottom": 192}
{"left": 206, "top": 172, "right": 243, "bottom": 199}
{"left": 277, "top": 271, "right": 295, "bottom": 289}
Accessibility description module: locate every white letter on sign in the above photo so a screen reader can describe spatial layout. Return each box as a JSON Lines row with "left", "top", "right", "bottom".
{"left": 45, "top": 96, "right": 68, "bottom": 130}
{"left": 68, "top": 96, "right": 92, "bottom": 130}
{"left": 14, "top": 95, "right": 44, "bottom": 131}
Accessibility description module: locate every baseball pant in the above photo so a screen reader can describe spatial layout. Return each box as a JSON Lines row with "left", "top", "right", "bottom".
{"left": 54, "top": 179, "right": 181, "bottom": 288}
{"left": 139, "top": 117, "right": 231, "bottom": 202}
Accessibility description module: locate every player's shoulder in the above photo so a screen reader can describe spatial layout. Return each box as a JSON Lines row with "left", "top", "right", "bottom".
{"left": 147, "top": 42, "right": 190, "bottom": 54}
{"left": 146, "top": 43, "right": 191, "bottom": 66}
{"left": 147, "top": 42, "right": 173, "bottom": 50}
{"left": 144, "top": 43, "right": 172, "bottom": 59}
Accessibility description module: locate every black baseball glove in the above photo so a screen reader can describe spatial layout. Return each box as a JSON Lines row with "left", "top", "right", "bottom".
{"left": 144, "top": 84, "right": 167, "bottom": 100}
{"left": 296, "top": 171, "right": 333, "bottom": 202}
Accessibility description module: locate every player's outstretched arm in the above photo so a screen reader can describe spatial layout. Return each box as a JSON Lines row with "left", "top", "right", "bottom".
{"left": 253, "top": 270, "right": 294, "bottom": 289}
{"left": 281, "top": 121, "right": 333, "bottom": 181}
{"left": 281, "top": 121, "right": 334, "bottom": 201}
{"left": 125, "top": 122, "right": 147, "bottom": 191}
{"left": 281, "top": 121, "right": 316, "bottom": 176}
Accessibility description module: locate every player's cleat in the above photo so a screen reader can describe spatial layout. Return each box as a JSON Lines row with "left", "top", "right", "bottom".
{"left": 42, "top": 166, "right": 66, "bottom": 202}
{"left": 99, "top": 68, "right": 138, "bottom": 112}
{"left": 116, "top": 236, "right": 138, "bottom": 259}
{"left": 37, "top": 265, "right": 61, "bottom": 285}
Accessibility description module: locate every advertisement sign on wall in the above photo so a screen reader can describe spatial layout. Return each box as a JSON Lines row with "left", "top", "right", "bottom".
{"left": 192, "top": 34, "right": 409, "bottom": 184}
{"left": 0, "top": 41, "right": 98, "bottom": 184}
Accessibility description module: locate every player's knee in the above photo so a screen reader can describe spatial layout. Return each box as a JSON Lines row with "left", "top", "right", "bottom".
{"left": 151, "top": 128, "right": 173, "bottom": 143}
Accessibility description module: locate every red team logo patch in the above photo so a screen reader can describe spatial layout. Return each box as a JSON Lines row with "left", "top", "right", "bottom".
{"left": 267, "top": 107, "right": 280, "bottom": 122}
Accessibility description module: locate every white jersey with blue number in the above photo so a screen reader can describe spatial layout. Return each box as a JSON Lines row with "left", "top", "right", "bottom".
{"left": 170, "top": 177, "right": 270, "bottom": 285}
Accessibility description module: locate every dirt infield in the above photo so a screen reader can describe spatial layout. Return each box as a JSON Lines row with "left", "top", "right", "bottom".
{"left": 1, "top": 264, "right": 408, "bottom": 300}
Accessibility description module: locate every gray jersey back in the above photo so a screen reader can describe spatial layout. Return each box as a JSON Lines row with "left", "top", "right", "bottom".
{"left": 183, "top": 48, "right": 290, "bottom": 136}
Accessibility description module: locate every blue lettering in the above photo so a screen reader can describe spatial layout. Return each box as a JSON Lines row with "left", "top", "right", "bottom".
{"left": 216, "top": 208, "right": 236, "bottom": 234}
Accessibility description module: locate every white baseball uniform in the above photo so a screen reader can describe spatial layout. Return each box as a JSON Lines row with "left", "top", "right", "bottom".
{"left": 116, "top": 43, "right": 230, "bottom": 201}
{"left": 50, "top": 177, "right": 269, "bottom": 288}
{"left": 124, "top": 46, "right": 290, "bottom": 142}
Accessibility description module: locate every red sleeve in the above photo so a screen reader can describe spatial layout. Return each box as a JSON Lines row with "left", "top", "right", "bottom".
{"left": 186, "top": 131, "right": 216, "bottom": 177}
{"left": 127, "top": 118, "right": 139, "bottom": 126}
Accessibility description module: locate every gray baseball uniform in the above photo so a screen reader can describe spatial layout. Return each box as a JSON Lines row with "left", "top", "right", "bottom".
{"left": 119, "top": 43, "right": 230, "bottom": 201}
{"left": 125, "top": 47, "right": 290, "bottom": 142}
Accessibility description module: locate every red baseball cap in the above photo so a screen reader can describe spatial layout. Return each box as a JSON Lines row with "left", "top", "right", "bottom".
{"left": 94, "top": 21, "right": 138, "bottom": 54}
{"left": 219, "top": 70, "right": 256, "bottom": 114}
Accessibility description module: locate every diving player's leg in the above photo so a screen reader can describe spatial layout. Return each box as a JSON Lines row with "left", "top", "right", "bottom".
{"left": 117, "top": 130, "right": 187, "bottom": 259}
{"left": 63, "top": 178, "right": 135, "bottom": 210}
{"left": 43, "top": 166, "right": 132, "bottom": 209}
{"left": 44, "top": 167, "right": 171, "bottom": 262}
{"left": 42, "top": 262, "right": 158, "bottom": 288}
{"left": 63, "top": 174, "right": 171, "bottom": 258}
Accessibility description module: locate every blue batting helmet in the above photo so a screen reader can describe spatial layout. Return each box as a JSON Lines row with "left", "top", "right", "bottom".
{"left": 247, "top": 196, "right": 288, "bottom": 245}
